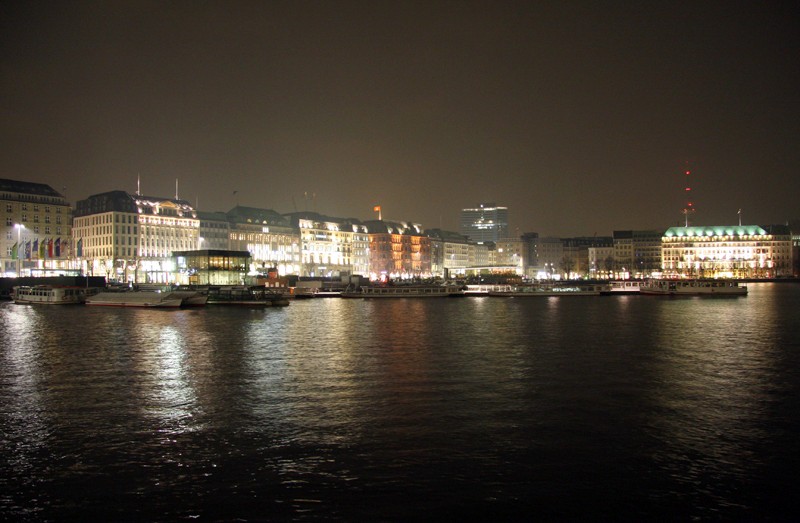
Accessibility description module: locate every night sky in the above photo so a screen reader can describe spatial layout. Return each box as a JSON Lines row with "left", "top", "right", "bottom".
{"left": 2, "top": 1, "right": 798, "bottom": 236}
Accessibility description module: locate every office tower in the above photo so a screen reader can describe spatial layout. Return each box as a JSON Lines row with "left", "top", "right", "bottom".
{"left": 460, "top": 203, "right": 508, "bottom": 243}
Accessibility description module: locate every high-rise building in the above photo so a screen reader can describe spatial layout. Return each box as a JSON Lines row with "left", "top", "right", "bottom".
{"left": 460, "top": 203, "right": 508, "bottom": 243}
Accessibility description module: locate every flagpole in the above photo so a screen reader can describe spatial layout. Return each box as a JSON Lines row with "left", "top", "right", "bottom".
{"left": 15, "top": 223, "right": 24, "bottom": 277}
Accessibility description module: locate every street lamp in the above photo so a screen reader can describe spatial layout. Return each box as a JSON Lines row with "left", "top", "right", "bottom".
{"left": 14, "top": 223, "right": 24, "bottom": 277}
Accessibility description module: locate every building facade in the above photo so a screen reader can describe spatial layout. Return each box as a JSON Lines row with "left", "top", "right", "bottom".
{"left": 1, "top": 178, "right": 74, "bottom": 277}
{"left": 73, "top": 191, "right": 199, "bottom": 283}
{"left": 226, "top": 206, "right": 300, "bottom": 276}
{"left": 460, "top": 203, "right": 508, "bottom": 243}
{"left": 494, "top": 237, "right": 528, "bottom": 275}
{"left": 613, "top": 230, "right": 663, "bottom": 278}
{"left": 661, "top": 224, "right": 794, "bottom": 278}
{"left": 364, "top": 220, "right": 431, "bottom": 279}
{"left": 284, "top": 212, "right": 369, "bottom": 277}
{"left": 426, "top": 228, "right": 475, "bottom": 277}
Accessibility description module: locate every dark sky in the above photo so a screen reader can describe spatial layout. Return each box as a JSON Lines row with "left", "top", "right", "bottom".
{"left": 2, "top": 1, "right": 798, "bottom": 236}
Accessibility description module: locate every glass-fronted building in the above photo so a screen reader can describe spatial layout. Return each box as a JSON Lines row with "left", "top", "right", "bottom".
{"left": 460, "top": 203, "right": 508, "bottom": 243}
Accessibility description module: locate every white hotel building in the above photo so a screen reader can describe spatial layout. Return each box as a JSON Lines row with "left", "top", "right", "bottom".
{"left": 73, "top": 191, "right": 199, "bottom": 283}
{"left": 661, "top": 224, "right": 793, "bottom": 278}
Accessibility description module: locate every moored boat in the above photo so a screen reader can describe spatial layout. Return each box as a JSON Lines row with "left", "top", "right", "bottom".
{"left": 639, "top": 279, "right": 747, "bottom": 296}
{"left": 341, "top": 284, "right": 465, "bottom": 298}
{"left": 206, "top": 286, "right": 290, "bottom": 306}
{"left": 488, "top": 283, "right": 607, "bottom": 297}
{"left": 13, "top": 285, "right": 89, "bottom": 305}
{"left": 165, "top": 291, "right": 208, "bottom": 307}
{"left": 601, "top": 281, "right": 643, "bottom": 295}
{"left": 85, "top": 291, "right": 184, "bottom": 308}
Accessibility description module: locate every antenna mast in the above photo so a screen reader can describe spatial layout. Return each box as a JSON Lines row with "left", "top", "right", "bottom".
{"left": 681, "top": 164, "right": 695, "bottom": 227}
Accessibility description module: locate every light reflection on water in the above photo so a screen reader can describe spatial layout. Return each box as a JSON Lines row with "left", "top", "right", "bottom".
{"left": 1, "top": 284, "right": 799, "bottom": 520}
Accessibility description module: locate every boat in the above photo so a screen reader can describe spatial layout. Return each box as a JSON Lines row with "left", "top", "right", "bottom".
{"left": 341, "top": 284, "right": 466, "bottom": 298}
{"left": 291, "top": 287, "right": 317, "bottom": 299}
{"left": 639, "top": 279, "right": 747, "bottom": 296}
{"left": 85, "top": 291, "right": 185, "bottom": 308}
{"left": 13, "top": 285, "right": 89, "bottom": 305}
{"left": 487, "top": 283, "right": 607, "bottom": 297}
{"left": 164, "top": 290, "right": 208, "bottom": 307}
{"left": 601, "top": 281, "right": 643, "bottom": 295}
{"left": 206, "top": 286, "right": 290, "bottom": 306}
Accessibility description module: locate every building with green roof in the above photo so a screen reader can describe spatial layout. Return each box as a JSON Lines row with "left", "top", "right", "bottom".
{"left": 661, "top": 224, "right": 793, "bottom": 278}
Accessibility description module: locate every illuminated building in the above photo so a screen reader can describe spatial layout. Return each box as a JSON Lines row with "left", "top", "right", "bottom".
{"left": 558, "top": 237, "right": 613, "bottom": 279}
{"left": 284, "top": 212, "right": 369, "bottom": 277}
{"left": 661, "top": 224, "right": 793, "bottom": 278}
{"left": 197, "top": 211, "right": 231, "bottom": 250}
{"left": 587, "top": 245, "right": 615, "bottom": 278}
{"left": 460, "top": 203, "right": 508, "bottom": 243}
{"left": 612, "top": 230, "right": 663, "bottom": 278}
{"left": 364, "top": 220, "right": 431, "bottom": 279}
{"left": 173, "top": 249, "right": 251, "bottom": 285}
{"left": 494, "top": 237, "right": 527, "bottom": 275}
{"left": 225, "top": 206, "right": 300, "bottom": 276}
{"left": 1, "top": 178, "right": 74, "bottom": 277}
{"left": 73, "top": 191, "right": 199, "bottom": 283}
{"left": 426, "top": 229, "right": 474, "bottom": 277}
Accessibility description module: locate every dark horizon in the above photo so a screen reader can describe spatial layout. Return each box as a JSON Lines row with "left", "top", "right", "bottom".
{"left": 2, "top": 2, "right": 798, "bottom": 236}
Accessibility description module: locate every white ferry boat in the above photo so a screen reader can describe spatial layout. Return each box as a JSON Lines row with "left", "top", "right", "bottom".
{"left": 487, "top": 284, "right": 607, "bottom": 297}
{"left": 639, "top": 279, "right": 747, "bottom": 296}
{"left": 341, "top": 284, "right": 465, "bottom": 298}
{"left": 13, "top": 285, "right": 88, "bottom": 305}
{"left": 601, "top": 281, "right": 643, "bottom": 295}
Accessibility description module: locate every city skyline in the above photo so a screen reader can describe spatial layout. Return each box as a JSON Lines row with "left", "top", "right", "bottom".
{"left": 2, "top": 3, "right": 798, "bottom": 236}
{"left": 3, "top": 174, "right": 796, "bottom": 241}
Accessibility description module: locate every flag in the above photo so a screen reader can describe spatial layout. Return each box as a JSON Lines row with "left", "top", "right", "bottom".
{"left": 77, "top": 238, "right": 83, "bottom": 257}
{"left": 11, "top": 242, "right": 17, "bottom": 260}
{"left": 47, "top": 238, "right": 54, "bottom": 258}
{"left": 373, "top": 205, "right": 381, "bottom": 212}
{"left": 33, "top": 238, "right": 39, "bottom": 257}
{"left": 55, "top": 238, "right": 61, "bottom": 257}
{"left": 25, "top": 241, "right": 31, "bottom": 260}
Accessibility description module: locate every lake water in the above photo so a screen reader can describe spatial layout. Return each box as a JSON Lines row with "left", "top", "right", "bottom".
{"left": 2, "top": 283, "right": 799, "bottom": 521}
